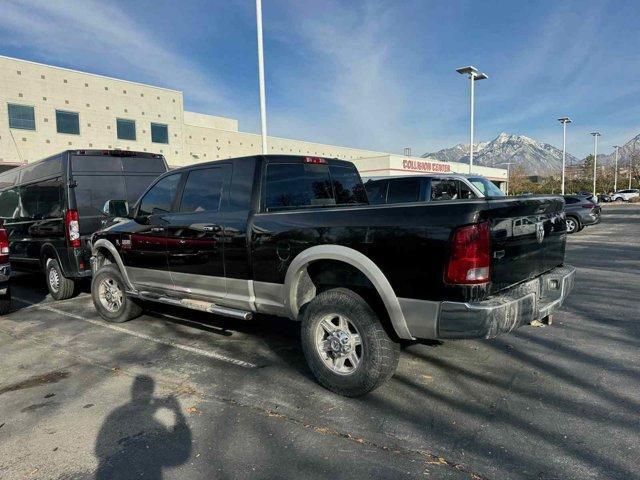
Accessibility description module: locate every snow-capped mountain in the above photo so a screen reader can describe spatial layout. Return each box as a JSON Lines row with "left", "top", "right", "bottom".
{"left": 596, "top": 132, "right": 640, "bottom": 166}
{"left": 424, "top": 132, "right": 579, "bottom": 175}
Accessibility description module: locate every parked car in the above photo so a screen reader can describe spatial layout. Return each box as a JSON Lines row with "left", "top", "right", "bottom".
{"left": 0, "top": 226, "right": 11, "bottom": 314}
{"left": 0, "top": 150, "right": 168, "bottom": 300}
{"left": 91, "top": 155, "right": 575, "bottom": 397}
{"left": 576, "top": 191, "right": 599, "bottom": 204}
{"left": 364, "top": 174, "right": 504, "bottom": 204}
{"left": 563, "top": 195, "right": 601, "bottom": 233}
{"left": 610, "top": 189, "right": 640, "bottom": 202}
{"left": 597, "top": 193, "right": 612, "bottom": 203}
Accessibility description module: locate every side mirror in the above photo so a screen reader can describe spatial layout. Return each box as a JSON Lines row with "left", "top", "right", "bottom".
{"left": 102, "top": 199, "right": 129, "bottom": 218}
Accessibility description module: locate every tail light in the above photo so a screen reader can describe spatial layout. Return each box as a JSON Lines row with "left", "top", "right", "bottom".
{"left": 445, "top": 222, "right": 491, "bottom": 284}
{"left": 0, "top": 229, "right": 9, "bottom": 263}
{"left": 581, "top": 203, "right": 595, "bottom": 209}
{"left": 65, "top": 209, "right": 81, "bottom": 248}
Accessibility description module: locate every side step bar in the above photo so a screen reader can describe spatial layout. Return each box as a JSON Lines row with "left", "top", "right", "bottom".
{"left": 134, "top": 291, "right": 253, "bottom": 321}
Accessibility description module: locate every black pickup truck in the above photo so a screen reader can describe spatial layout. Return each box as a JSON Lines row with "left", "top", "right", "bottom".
{"left": 91, "top": 155, "right": 575, "bottom": 396}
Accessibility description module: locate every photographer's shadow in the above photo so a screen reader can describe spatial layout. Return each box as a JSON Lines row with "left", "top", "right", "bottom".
{"left": 95, "top": 375, "right": 192, "bottom": 480}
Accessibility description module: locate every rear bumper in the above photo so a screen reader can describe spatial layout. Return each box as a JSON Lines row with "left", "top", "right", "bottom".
{"left": 0, "top": 263, "right": 11, "bottom": 295}
{"left": 400, "top": 265, "right": 576, "bottom": 340}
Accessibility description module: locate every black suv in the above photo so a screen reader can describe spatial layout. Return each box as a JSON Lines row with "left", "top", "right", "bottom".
{"left": 0, "top": 150, "right": 167, "bottom": 299}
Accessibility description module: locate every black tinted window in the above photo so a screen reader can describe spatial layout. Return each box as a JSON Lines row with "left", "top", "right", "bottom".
{"left": 459, "top": 181, "right": 475, "bottom": 199}
{"left": 17, "top": 178, "right": 63, "bottom": 220}
{"left": 179, "top": 166, "right": 230, "bottom": 213}
{"left": 365, "top": 180, "right": 388, "bottom": 205}
{"left": 0, "top": 189, "right": 20, "bottom": 219}
{"left": 387, "top": 178, "right": 421, "bottom": 204}
{"left": 265, "top": 163, "right": 333, "bottom": 210}
{"left": 329, "top": 166, "right": 367, "bottom": 204}
{"left": 564, "top": 196, "right": 580, "bottom": 204}
{"left": 56, "top": 110, "right": 80, "bottom": 134}
{"left": 8, "top": 103, "right": 35, "bottom": 130}
{"left": 74, "top": 176, "right": 127, "bottom": 217}
{"left": 138, "top": 173, "right": 181, "bottom": 216}
{"left": 430, "top": 179, "right": 458, "bottom": 201}
{"left": 125, "top": 176, "right": 162, "bottom": 204}
{"left": 151, "top": 123, "right": 168, "bottom": 144}
{"left": 116, "top": 119, "right": 136, "bottom": 140}
{"left": 122, "top": 157, "right": 167, "bottom": 173}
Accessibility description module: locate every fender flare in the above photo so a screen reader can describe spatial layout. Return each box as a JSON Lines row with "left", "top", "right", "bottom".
{"left": 91, "top": 239, "right": 135, "bottom": 291}
{"left": 39, "top": 243, "right": 66, "bottom": 275}
{"left": 283, "top": 245, "right": 414, "bottom": 340}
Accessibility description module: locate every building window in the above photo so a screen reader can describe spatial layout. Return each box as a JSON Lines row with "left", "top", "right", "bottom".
{"left": 56, "top": 110, "right": 80, "bottom": 135}
{"left": 116, "top": 118, "right": 136, "bottom": 140}
{"left": 8, "top": 104, "right": 36, "bottom": 130}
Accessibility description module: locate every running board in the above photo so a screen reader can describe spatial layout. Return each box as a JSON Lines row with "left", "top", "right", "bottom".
{"left": 135, "top": 291, "right": 253, "bottom": 320}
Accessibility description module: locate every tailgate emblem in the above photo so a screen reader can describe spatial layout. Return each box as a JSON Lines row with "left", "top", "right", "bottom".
{"left": 536, "top": 222, "right": 545, "bottom": 244}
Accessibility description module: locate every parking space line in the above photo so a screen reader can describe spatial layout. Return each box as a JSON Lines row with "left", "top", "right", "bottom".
{"left": 12, "top": 296, "right": 258, "bottom": 369}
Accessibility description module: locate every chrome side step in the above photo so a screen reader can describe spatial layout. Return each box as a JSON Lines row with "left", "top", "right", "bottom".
{"left": 135, "top": 291, "right": 253, "bottom": 320}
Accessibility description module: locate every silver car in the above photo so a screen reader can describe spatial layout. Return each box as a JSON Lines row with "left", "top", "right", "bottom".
{"left": 610, "top": 189, "right": 639, "bottom": 202}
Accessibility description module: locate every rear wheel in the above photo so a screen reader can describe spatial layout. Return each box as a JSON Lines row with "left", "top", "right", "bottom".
{"left": 92, "top": 264, "right": 142, "bottom": 323}
{"left": 566, "top": 216, "right": 579, "bottom": 234}
{"left": 46, "top": 259, "right": 76, "bottom": 300}
{"left": 300, "top": 288, "right": 400, "bottom": 397}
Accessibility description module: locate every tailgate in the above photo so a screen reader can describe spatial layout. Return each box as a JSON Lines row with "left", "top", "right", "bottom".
{"left": 484, "top": 196, "right": 567, "bottom": 294}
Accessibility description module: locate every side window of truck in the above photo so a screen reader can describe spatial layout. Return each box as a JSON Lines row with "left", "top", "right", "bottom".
{"left": 430, "top": 179, "right": 458, "bottom": 201}
{"left": 386, "top": 178, "right": 421, "bottom": 204}
{"left": 179, "top": 166, "right": 231, "bottom": 213}
{"left": 365, "top": 180, "right": 388, "bottom": 204}
{"left": 264, "top": 163, "right": 333, "bottom": 210}
{"left": 138, "top": 173, "right": 181, "bottom": 216}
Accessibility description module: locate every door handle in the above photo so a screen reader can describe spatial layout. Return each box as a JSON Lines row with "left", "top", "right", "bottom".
{"left": 202, "top": 225, "right": 222, "bottom": 232}
{"left": 150, "top": 226, "right": 165, "bottom": 233}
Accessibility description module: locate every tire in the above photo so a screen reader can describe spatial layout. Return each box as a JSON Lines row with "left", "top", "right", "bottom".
{"left": 615, "top": 197, "right": 623, "bottom": 202}
{"left": 566, "top": 216, "right": 579, "bottom": 234}
{"left": 46, "top": 258, "right": 76, "bottom": 300}
{"left": 300, "top": 288, "right": 400, "bottom": 397}
{"left": 92, "top": 264, "right": 142, "bottom": 323}
{"left": 0, "top": 286, "right": 11, "bottom": 315}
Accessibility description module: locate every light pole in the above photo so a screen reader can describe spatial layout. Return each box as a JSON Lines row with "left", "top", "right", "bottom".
{"left": 256, "top": 0, "right": 268, "bottom": 154}
{"left": 612, "top": 145, "right": 620, "bottom": 192}
{"left": 630, "top": 156, "right": 634, "bottom": 189}
{"left": 456, "top": 66, "right": 488, "bottom": 174}
{"left": 590, "top": 132, "right": 601, "bottom": 196}
{"left": 558, "top": 117, "right": 572, "bottom": 195}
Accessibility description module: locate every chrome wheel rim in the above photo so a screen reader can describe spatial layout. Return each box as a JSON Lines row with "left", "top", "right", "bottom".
{"left": 315, "top": 314, "right": 362, "bottom": 376}
{"left": 48, "top": 267, "right": 60, "bottom": 292}
{"left": 98, "top": 277, "right": 123, "bottom": 313}
{"left": 566, "top": 218, "right": 576, "bottom": 233}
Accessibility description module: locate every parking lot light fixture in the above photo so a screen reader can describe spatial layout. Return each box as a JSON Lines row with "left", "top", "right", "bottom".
{"left": 590, "top": 132, "right": 601, "bottom": 196}
{"left": 256, "top": 0, "right": 268, "bottom": 154}
{"left": 612, "top": 145, "right": 620, "bottom": 192}
{"left": 457, "top": 66, "right": 488, "bottom": 174}
{"left": 558, "top": 117, "right": 572, "bottom": 195}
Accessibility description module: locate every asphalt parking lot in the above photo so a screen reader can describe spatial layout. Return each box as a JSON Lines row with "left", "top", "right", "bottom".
{"left": 0, "top": 204, "right": 638, "bottom": 480}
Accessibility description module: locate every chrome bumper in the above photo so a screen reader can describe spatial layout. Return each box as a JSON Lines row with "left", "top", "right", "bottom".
{"left": 400, "top": 265, "right": 576, "bottom": 340}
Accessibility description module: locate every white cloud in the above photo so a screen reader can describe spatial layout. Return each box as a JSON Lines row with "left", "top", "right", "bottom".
{"left": 0, "top": 0, "right": 229, "bottom": 113}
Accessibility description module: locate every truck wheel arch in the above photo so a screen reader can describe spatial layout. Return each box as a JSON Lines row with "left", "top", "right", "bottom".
{"left": 283, "top": 245, "right": 414, "bottom": 340}
{"left": 91, "top": 239, "right": 135, "bottom": 291}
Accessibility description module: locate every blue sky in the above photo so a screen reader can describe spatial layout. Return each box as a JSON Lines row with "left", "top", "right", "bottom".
{"left": 1, "top": 0, "right": 638, "bottom": 157}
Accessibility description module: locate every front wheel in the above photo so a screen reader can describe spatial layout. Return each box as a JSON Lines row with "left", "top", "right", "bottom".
{"left": 300, "top": 288, "right": 400, "bottom": 397}
{"left": 91, "top": 265, "right": 142, "bottom": 323}
{"left": 615, "top": 197, "right": 624, "bottom": 202}
{"left": 566, "top": 217, "right": 579, "bottom": 234}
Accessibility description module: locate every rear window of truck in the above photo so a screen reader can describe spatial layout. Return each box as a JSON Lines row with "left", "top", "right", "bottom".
{"left": 264, "top": 163, "right": 367, "bottom": 211}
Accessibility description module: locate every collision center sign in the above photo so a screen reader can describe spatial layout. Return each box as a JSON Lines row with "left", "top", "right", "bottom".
{"left": 402, "top": 159, "right": 451, "bottom": 173}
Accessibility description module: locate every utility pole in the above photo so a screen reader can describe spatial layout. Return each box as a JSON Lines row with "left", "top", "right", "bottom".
{"left": 456, "top": 66, "right": 488, "bottom": 174}
{"left": 256, "top": 0, "right": 268, "bottom": 154}
{"left": 558, "top": 117, "right": 571, "bottom": 195}
{"left": 612, "top": 145, "right": 620, "bottom": 192}
{"left": 590, "top": 132, "right": 601, "bottom": 196}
